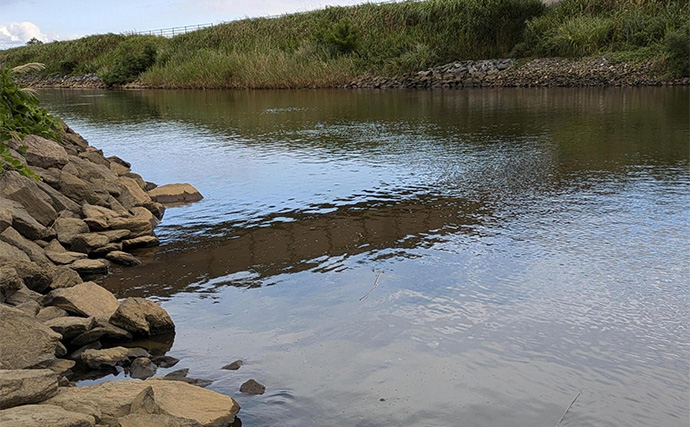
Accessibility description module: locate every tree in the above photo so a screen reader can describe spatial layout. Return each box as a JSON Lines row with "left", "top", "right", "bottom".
{"left": 26, "top": 37, "right": 43, "bottom": 46}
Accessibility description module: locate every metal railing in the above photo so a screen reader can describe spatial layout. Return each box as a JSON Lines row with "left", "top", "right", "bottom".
{"left": 132, "top": 23, "right": 216, "bottom": 37}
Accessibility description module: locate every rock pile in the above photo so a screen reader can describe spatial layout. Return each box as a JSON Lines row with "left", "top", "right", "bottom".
{"left": 15, "top": 74, "right": 104, "bottom": 89}
{"left": 347, "top": 56, "right": 690, "bottom": 89}
{"left": 0, "top": 125, "right": 238, "bottom": 426}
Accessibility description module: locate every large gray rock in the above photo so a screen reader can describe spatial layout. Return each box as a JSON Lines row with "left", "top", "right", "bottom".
{"left": 46, "top": 250, "right": 88, "bottom": 265}
{"left": 148, "top": 184, "right": 203, "bottom": 204}
{"left": 0, "top": 266, "right": 22, "bottom": 303}
{"left": 0, "top": 226, "right": 50, "bottom": 264}
{"left": 81, "top": 347, "right": 149, "bottom": 369}
{"left": 109, "top": 298, "right": 175, "bottom": 337}
{"left": 0, "top": 171, "right": 57, "bottom": 226}
{"left": 43, "top": 281, "right": 119, "bottom": 321}
{"left": 9, "top": 135, "right": 69, "bottom": 169}
{"left": 0, "top": 305, "right": 61, "bottom": 369}
{"left": 53, "top": 217, "right": 89, "bottom": 246}
{"left": 70, "top": 323, "right": 132, "bottom": 347}
{"left": 5, "top": 284, "right": 42, "bottom": 306}
{"left": 14, "top": 300, "right": 40, "bottom": 316}
{"left": 129, "top": 357, "right": 157, "bottom": 379}
{"left": 2, "top": 198, "right": 49, "bottom": 240}
{"left": 239, "top": 379, "right": 265, "bottom": 395}
{"left": 122, "top": 235, "right": 159, "bottom": 250}
{"left": 117, "top": 414, "right": 202, "bottom": 427}
{"left": 0, "top": 208, "right": 11, "bottom": 234}
{"left": 37, "top": 179, "right": 82, "bottom": 213}
{"left": 0, "top": 369, "right": 59, "bottom": 409}
{"left": 0, "top": 404, "right": 96, "bottom": 427}
{"left": 45, "top": 316, "right": 95, "bottom": 340}
{"left": 108, "top": 215, "right": 153, "bottom": 239}
{"left": 37, "top": 306, "right": 69, "bottom": 322}
{"left": 49, "top": 267, "right": 83, "bottom": 290}
{"left": 44, "top": 379, "right": 240, "bottom": 426}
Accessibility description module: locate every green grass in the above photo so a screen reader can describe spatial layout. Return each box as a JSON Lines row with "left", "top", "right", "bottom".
{"left": 0, "top": 0, "right": 687, "bottom": 88}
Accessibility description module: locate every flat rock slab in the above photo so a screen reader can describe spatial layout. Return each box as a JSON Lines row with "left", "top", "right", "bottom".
{"left": 45, "top": 316, "right": 95, "bottom": 340}
{"left": 109, "top": 297, "right": 175, "bottom": 337}
{"left": 0, "top": 305, "right": 61, "bottom": 370}
{"left": 44, "top": 281, "right": 119, "bottom": 321}
{"left": 122, "top": 235, "right": 159, "bottom": 250}
{"left": 0, "top": 404, "right": 95, "bottom": 427}
{"left": 148, "top": 184, "right": 202, "bottom": 204}
{"left": 45, "top": 379, "right": 240, "bottom": 426}
{"left": 46, "top": 250, "right": 88, "bottom": 265}
{"left": 0, "top": 369, "right": 59, "bottom": 409}
{"left": 106, "top": 251, "right": 141, "bottom": 266}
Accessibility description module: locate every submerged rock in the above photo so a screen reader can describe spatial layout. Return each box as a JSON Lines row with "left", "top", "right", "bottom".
{"left": 106, "top": 251, "right": 141, "bottom": 266}
{"left": 239, "top": 379, "right": 265, "bottom": 395}
{"left": 148, "top": 183, "right": 202, "bottom": 204}
{"left": 129, "top": 357, "right": 157, "bottom": 380}
{"left": 81, "top": 347, "right": 149, "bottom": 370}
{"left": 221, "top": 360, "right": 243, "bottom": 371}
{"left": 0, "top": 369, "right": 59, "bottom": 409}
{"left": 151, "top": 356, "right": 179, "bottom": 369}
{"left": 69, "top": 258, "right": 110, "bottom": 276}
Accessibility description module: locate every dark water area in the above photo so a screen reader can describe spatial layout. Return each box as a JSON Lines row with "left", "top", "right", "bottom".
{"left": 38, "top": 88, "right": 689, "bottom": 427}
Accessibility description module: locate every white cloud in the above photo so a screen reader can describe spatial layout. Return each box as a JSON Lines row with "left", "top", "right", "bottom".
{"left": 0, "top": 21, "right": 47, "bottom": 48}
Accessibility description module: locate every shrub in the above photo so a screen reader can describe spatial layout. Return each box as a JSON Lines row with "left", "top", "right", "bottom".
{"left": 318, "top": 18, "right": 360, "bottom": 55}
{"left": 664, "top": 25, "right": 690, "bottom": 77}
{"left": 100, "top": 37, "right": 158, "bottom": 86}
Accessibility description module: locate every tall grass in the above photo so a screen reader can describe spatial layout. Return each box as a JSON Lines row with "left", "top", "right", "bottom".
{"left": 0, "top": 0, "right": 687, "bottom": 88}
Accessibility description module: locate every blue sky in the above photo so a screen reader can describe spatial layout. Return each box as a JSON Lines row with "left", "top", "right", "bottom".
{"left": 0, "top": 0, "right": 370, "bottom": 48}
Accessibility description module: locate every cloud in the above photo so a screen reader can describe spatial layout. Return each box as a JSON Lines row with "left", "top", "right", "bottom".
{"left": 0, "top": 21, "right": 47, "bottom": 48}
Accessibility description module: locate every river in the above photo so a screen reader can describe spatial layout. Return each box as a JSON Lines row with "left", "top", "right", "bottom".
{"left": 38, "top": 87, "right": 689, "bottom": 427}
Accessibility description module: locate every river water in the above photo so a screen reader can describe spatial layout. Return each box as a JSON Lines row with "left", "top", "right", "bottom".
{"left": 39, "top": 88, "right": 689, "bottom": 427}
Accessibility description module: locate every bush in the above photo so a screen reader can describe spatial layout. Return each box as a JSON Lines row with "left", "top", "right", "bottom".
{"left": 318, "top": 18, "right": 360, "bottom": 55}
{"left": 664, "top": 25, "right": 690, "bottom": 77}
{"left": 100, "top": 37, "right": 158, "bottom": 86}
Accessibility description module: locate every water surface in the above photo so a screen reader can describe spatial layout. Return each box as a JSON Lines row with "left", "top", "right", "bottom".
{"left": 39, "top": 88, "right": 689, "bottom": 427}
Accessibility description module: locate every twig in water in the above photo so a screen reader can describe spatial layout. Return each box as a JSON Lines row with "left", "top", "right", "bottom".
{"left": 360, "top": 269, "right": 384, "bottom": 301}
{"left": 555, "top": 390, "right": 583, "bottom": 427}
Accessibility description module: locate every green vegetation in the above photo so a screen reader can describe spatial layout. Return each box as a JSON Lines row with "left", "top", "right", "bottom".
{"left": 0, "top": 0, "right": 687, "bottom": 88}
{"left": 0, "top": 63, "right": 60, "bottom": 177}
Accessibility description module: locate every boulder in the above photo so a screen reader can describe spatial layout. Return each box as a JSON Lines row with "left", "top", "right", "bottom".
{"left": 70, "top": 323, "right": 132, "bottom": 347}
{"left": 36, "top": 180, "right": 82, "bottom": 213}
{"left": 9, "top": 135, "right": 69, "bottom": 169}
{"left": 148, "top": 184, "right": 203, "bottom": 204}
{"left": 0, "top": 208, "right": 11, "bottom": 233}
{"left": 97, "top": 229, "right": 132, "bottom": 242}
{"left": 108, "top": 155, "right": 131, "bottom": 168}
{"left": 0, "top": 227, "right": 50, "bottom": 264}
{"left": 109, "top": 298, "right": 175, "bottom": 337}
{"left": 0, "top": 369, "right": 59, "bottom": 409}
{"left": 59, "top": 171, "right": 103, "bottom": 205}
{"left": 151, "top": 356, "right": 179, "bottom": 369}
{"left": 45, "top": 239, "right": 67, "bottom": 253}
{"left": 50, "top": 267, "right": 83, "bottom": 290}
{"left": 90, "top": 243, "right": 123, "bottom": 257}
{"left": 239, "top": 379, "right": 265, "bottom": 395}
{"left": 0, "top": 171, "right": 57, "bottom": 226}
{"left": 5, "top": 284, "right": 42, "bottom": 306}
{"left": 117, "top": 414, "right": 202, "bottom": 427}
{"left": 221, "top": 360, "right": 243, "bottom": 371}
{"left": 44, "top": 379, "right": 240, "bottom": 426}
{"left": 129, "top": 357, "right": 157, "bottom": 379}
{"left": 37, "top": 306, "right": 69, "bottom": 322}
{"left": 108, "top": 216, "right": 153, "bottom": 239}
{"left": 106, "top": 251, "right": 141, "bottom": 266}
{"left": 117, "top": 177, "right": 152, "bottom": 209}
{"left": 110, "top": 162, "right": 130, "bottom": 176}
{"left": 143, "top": 201, "right": 166, "bottom": 220}
{"left": 1, "top": 259, "right": 53, "bottom": 293}
{"left": 46, "top": 250, "right": 88, "bottom": 265}
{"left": 44, "top": 359, "right": 76, "bottom": 376}
{"left": 2, "top": 198, "right": 50, "bottom": 240}
{"left": 70, "top": 233, "right": 110, "bottom": 255}
{"left": 45, "top": 316, "right": 95, "bottom": 340}
{"left": 53, "top": 217, "right": 89, "bottom": 246}
{"left": 123, "top": 173, "right": 147, "bottom": 191}
{"left": 43, "top": 282, "right": 119, "bottom": 321}
{"left": 69, "top": 259, "right": 110, "bottom": 277}
{"left": 122, "top": 235, "right": 159, "bottom": 250}
{"left": 129, "top": 385, "right": 161, "bottom": 414}
{"left": 0, "top": 266, "right": 22, "bottom": 303}
{"left": 0, "top": 305, "right": 62, "bottom": 369}
{"left": 79, "top": 149, "right": 110, "bottom": 168}
{"left": 0, "top": 240, "right": 30, "bottom": 263}
{"left": 81, "top": 347, "right": 149, "bottom": 369}
{"left": 0, "top": 404, "right": 95, "bottom": 427}
{"left": 14, "top": 300, "right": 41, "bottom": 316}
{"left": 68, "top": 341, "right": 102, "bottom": 361}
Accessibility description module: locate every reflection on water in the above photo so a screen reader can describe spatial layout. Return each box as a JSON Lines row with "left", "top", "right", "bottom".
{"left": 39, "top": 88, "right": 689, "bottom": 427}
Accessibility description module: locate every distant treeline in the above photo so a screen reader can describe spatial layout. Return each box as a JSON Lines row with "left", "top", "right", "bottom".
{"left": 1, "top": 0, "right": 687, "bottom": 88}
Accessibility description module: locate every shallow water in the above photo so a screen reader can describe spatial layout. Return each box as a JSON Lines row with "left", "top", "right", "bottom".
{"left": 39, "top": 87, "right": 689, "bottom": 427}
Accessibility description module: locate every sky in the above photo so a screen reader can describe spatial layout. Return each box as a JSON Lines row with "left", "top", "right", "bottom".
{"left": 0, "top": 0, "right": 373, "bottom": 49}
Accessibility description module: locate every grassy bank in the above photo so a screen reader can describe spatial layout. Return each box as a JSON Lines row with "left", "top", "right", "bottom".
{"left": 0, "top": 0, "right": 687, "bottom": 89}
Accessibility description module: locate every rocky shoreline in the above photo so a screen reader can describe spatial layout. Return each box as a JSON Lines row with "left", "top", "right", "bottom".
{"left": 0, "top": 124, "right": 245, "bottom": 426}
{"left": 16, "top": 57, "right": 689, "bottom": 90}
